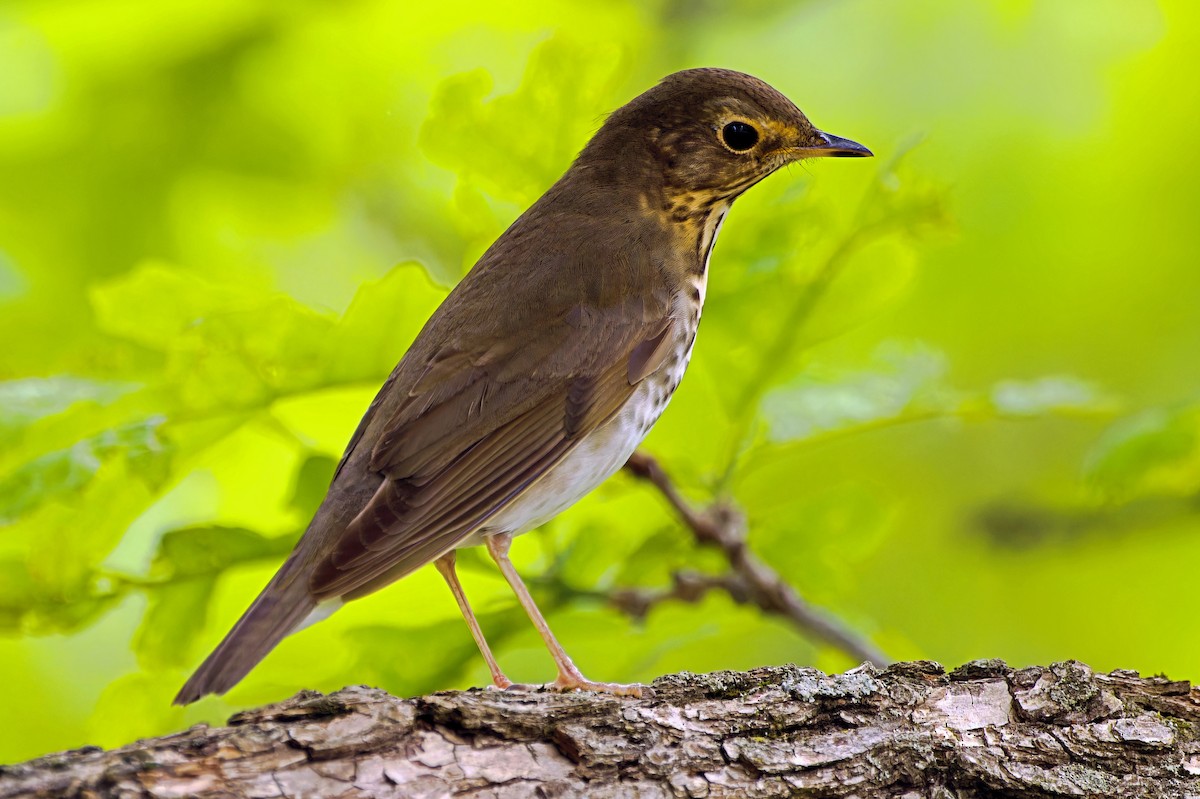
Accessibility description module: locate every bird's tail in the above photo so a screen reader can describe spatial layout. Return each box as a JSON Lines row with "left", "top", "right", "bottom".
{"left": 173, "top": 561, "right": 317, "bottom": 705}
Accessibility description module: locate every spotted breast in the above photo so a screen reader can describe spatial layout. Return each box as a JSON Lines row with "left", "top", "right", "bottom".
{"left": 481, "top": 202, "right": 725, "bottom": 541}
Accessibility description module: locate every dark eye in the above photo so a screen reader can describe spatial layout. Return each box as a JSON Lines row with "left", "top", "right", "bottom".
{"left": 721, "top": 121, "right": 759, "bottom": 151}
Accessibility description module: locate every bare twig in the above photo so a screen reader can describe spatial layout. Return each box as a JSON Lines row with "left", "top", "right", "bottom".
{"left": 608, "top": 570, "right": 749, "bottom": 619}
{"left": 624, "top": 451, "right": 889, "bottom": 666}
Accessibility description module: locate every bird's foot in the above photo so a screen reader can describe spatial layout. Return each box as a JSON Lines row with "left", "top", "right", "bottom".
{"left": 489, "top": 681, "right": 541, "bottom": 692}
{"left": 486, "top": 676, "right": 645, "bottom": 696}
{"left": 551, "top": 673, "right": 645, "bottom": 698}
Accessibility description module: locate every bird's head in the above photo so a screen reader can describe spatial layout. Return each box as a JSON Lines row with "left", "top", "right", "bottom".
{"left": 584, "top": 68, "right": 871, "bottom": 218}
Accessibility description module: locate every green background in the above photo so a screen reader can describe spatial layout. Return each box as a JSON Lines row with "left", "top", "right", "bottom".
{"left": 2, "top": 0, "right": 1198, "bottom": 764}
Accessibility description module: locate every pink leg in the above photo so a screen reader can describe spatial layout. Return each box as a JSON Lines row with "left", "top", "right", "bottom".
{"left": 434, "top": 551, "right": 512, "bottom": 690}
{"left": 485, "top": 532, "right": 642, "bottom": 697}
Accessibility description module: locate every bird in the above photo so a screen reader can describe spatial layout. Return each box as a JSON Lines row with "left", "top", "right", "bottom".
{"left": 174, "top": 67, "right": 871, "bottom": 705}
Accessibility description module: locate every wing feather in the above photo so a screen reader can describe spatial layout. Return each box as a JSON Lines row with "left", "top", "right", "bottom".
{"left": 308, "top": 302, "right": 673, "bottom": 600}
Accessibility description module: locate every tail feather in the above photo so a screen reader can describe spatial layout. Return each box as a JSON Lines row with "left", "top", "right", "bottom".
{"left": 174, "top": 565, "right": 317, "bottom": 705}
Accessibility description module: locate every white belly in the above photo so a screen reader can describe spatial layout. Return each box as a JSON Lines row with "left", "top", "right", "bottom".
{"left": 481, "top": 372, "right": 671, "bottom": 538}
{"left": 475, "top": 314, "right": 699, "bottom": 542}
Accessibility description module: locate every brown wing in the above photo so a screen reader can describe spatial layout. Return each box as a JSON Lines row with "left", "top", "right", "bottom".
{"left": 308, "top": 292, "right": 675, "bottom": 600}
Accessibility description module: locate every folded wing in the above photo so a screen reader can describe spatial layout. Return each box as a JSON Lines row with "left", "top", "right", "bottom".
{"left": 309, "top": 291, "right": 675, "bottom": 600}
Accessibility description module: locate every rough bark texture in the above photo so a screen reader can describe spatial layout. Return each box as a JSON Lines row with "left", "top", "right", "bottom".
{"left": 4, "top": 661, "right": 1199, "bottom": 798}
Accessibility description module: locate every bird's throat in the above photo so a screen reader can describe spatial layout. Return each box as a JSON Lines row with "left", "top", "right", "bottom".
{"left": 656, "top": 198, "right": 727, "bottom": 373}
{"left": 696, "top": 203, "right": 729, "bottom": 276}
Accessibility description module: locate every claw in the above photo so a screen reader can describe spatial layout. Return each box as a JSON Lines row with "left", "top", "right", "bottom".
{"left": 552, "top": 674, "right": 644, "bottom": 697}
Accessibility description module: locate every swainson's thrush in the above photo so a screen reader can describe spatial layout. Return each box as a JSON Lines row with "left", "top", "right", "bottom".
{"left": 175, "top": 68, "right": 870, "bottom": 704}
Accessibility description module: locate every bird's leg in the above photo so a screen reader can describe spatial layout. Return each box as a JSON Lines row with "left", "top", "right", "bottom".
{"left": 484, "top": 532, "right": 642, "bottom": 697}
{"left": 434, "top": 551, "right": 512, "bottom": 690}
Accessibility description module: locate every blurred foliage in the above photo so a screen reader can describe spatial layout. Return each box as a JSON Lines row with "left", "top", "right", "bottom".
{"left": 1, "top": 0, "right": 1198, "bottom": 765}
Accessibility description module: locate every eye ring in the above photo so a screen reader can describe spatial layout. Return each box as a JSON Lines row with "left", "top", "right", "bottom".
{"left": 721, "top": 121, "right": 759, "bottom": 152}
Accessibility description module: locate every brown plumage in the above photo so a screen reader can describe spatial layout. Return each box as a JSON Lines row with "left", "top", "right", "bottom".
{"left": 175, "top": 68, "right": 870, "bottom": 705}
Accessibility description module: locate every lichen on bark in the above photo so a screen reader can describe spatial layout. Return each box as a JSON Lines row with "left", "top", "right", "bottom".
{"left": 2, "top": 661, "right": 1198, "bottom": 798}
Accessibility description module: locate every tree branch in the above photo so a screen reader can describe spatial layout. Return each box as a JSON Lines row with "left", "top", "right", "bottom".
{"left": 624, "top": 451, "right": 888, "bottom": 666}
{"left": 5, "top": 662, "right": 1197, "bottom": 797}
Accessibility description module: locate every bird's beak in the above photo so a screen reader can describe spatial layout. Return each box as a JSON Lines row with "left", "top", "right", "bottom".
{"left": 800, "top": 130, "right": 873, "bottom": 158}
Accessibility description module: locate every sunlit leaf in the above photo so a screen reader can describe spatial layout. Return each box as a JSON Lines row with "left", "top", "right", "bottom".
{"left": 702, "top": 149, "right": 952, "bottom": 419}
{"left": 0, "top": 559, "right": 39, "bottom": 631}
{"left": 288, "top": 453, "right": 337, "bottom": 520}
{"left": 324, "top": 263, "right": 448, "bottom": 384}
{"left": 19, "top": 458, "right": 157, "bottom": 602}
{"left": 759, "top": 342, "right": 1112, "bottom": 450}
{"left": 134, "top": 577, "right": 216, "bottom": 668}
{"left": 988, "top": 377, "right": 1110, "bottom": 417}
{"left": 89, "top": 261, "right": 256, "bottom": 350}
{"left": 0, "top": 556, "right": 119, "bottom": 636}
{"left": 129, "top": 526, "right": 297, "bottom": 667}
{"left": 0, "top": 377, "right": 138, "bottom": 444}
{"left": 150, "top": 526, "right": 297, "bottom": 581}
{"left": 860, "top": 137, "right": 953, "bottom": 237}
{"left": 420, "top": 35, "right": 627, "bottom": 207}
{"left": 0, "top": 417, "right": 170, "bottom": 524}
{"left": 164, "top": 296, "right": 334, "bottom": 411}
{"left": 761, "top": 342, "right": 951, "bottom": 444}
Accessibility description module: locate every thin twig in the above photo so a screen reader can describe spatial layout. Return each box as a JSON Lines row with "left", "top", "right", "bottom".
{"left": 608, "top": 570, "right": 750, "bottom": 620}
{"left": 624, "top": 451, "right": 889, "bottom": 666}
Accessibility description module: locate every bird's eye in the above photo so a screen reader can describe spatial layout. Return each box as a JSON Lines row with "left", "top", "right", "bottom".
{"left": 721, "top": 121, "right": 759, "bottom": 152}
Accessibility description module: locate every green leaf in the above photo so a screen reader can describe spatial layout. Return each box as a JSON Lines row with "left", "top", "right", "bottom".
{"left": 420, "top": 35, "right": 628, "bottom": 207}
{"left": 89, "top": 260, "right": 255, "bottom": 350}
{"left": 703, "top": 147, "right": 952, "bottom": 422}
{"left": 341, "top": 612, "right": 526, "bottom": 696}
{"left": 91, "top": 260, "right": 340, "bottom": 411}
{"left": 324, "top": 263, "right": 448, "bottom": 384}
{"left": 1084, "top": 403, "right": 1200, "bottom": 500}
{"left": 19, "top": 458, "right": 157, "bottom": 601}
{"left": 0, "top": 559, "right": 39, "bottom": 631}
{"left": 859, "top": 136, "right": 953, "bottom": 237}
{"left": 130, "top": 526, "right": 297, "bottom": 666}
{"left": 759, "top": 342, "right": 1113, "bottom": 450}
{"left": 988, "top": 377, "right": 1110, "bottom": 417}
{"left": 90, "top": 260, "right": 448, "bottom": 416}
{"left": 133, "top": 577, "right": 216, "bottom": 668}
{"left": 761, "top": 342, "right": 951, "bottom": 444}
{"left": 24, "top": 593, "right": 118, "bottom": 637}
{"left": 288, "top": 453, "right": 336, "bottom": 519}
{"left": 150, "top": 526, "right": 297, "bottom": 581}
{"left": 0, "top": 417, "right": 170, "bottom": 524}
{"left": 0, "top": 556, "right": 121, "bottom": 637}
{"left": 612, "top": 528, "right": 696, "bottom": 587}
{"left": 0, "top": 377, "right": 138, "bottom": 445}
{"left": 163, "top": 295, "right": 334, "bottom": 412}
